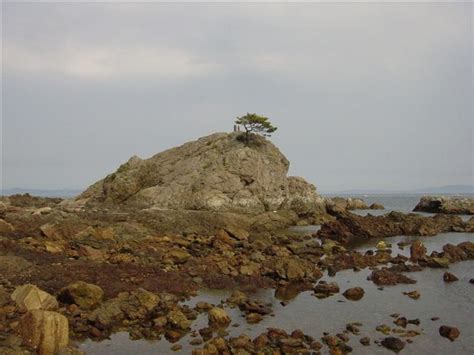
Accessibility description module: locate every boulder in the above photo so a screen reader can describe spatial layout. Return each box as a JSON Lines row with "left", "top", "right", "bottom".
{"left": 11, "top": 284, "right": 58, "bottom": 312}
{"left": 77, "top": 133, "right": 324, "bottom": 216}
{"left": 208, "top": 307, "right": 231, "bottom": 327}
{"left": 19, "top": 310, "right": 69, "bottom": 355}
{"left": 57, "top": 281, "right": 104, "bottom": 310}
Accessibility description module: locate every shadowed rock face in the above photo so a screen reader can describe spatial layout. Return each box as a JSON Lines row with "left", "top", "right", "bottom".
{"left": 78, "top": 133, "right": 324, "bottom": 215}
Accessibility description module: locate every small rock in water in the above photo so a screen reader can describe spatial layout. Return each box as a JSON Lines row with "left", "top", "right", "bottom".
{"left": 431, "top": 317, "right": 440, "bottom": 321}
{"left": 208, "top": 307, "right": 231, "bottom": 327}
{"left": 469, "top": 278, "right": 474, "bottom": 284}
{"left": 246, "top": 313, "right": 263, "bottom": 324}
{"left": 443, "top": 272, "right": 459, "bottom": 282}
{"left": 403, "top": 290, "right": 420, "bottom": 300}
{"left": 342, "top": 287, "right": 365, "bottom": 301}
{"left": 381, "top": 337, "right": 406, "bottom": 352}
{"left": 439, "top": 326, "right": 460, "bottom": 341}
{"left": 171, "top": 344, "right": 182, "bottom": 351}
{"left": 359, "top": 336, "right": 371, "bottom": 346}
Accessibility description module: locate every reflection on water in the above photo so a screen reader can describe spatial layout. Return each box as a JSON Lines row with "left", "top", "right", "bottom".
{"left": 80, "top": 232, "right": 474, "bottom": 355}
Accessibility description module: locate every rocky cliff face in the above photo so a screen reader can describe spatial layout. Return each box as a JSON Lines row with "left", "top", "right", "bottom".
{"left": 78, "top": 133, "right": 324, "bottom": 215}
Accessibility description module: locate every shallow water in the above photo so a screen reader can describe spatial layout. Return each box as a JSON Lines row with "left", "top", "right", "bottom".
{"left": 79, "top": 232, "right": 474, "bottom": 354}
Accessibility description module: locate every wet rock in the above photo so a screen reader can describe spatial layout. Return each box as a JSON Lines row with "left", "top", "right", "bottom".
{"left": 376, "top": 241, "right": 390, "bottom": 251}
{"left": 470, "top": 278, "right": 474, "bottom": 284}
{"left": 346, "top": 323, "right": 360, "bottom": 335}
{"left": 208, "top": 307, "right": 231, "bottom": 327}
{"left": 198, "top": 327, "right": 213, "bottom": 341}
{"left": 170, "top": 344, "right": 182, "bottom": 351}
{"left": 195, "top": 301, "right": 213, "bottom": 312}
{"left": 376, "top": 324, "right": 391, "bottom": 335}
{"left": 168, "top": 310, "right": 191, "bottom": 330}
{"left": 439, "top": 326, "right": 460, "bottom": 341}
{"left": 394, "top": 317, "right": 408, "bottom": 328}
{"left": 317, "top": 211, "right": 467, "bottom": 244}
{"left": 443, "top": 272, "right": 459, "bottom": 282}
{"left": 246, "top": 313, "right": 263, "bottom": 324}
{"left": 88, "top": 288, "right": 159, "bottom": 327}
{"left": 253, "top": 334, "right": 269, "bottom": 348}
{"left": 410, "top": 240, "right": 426, "bottom": 261}
{"left": 403, "top": 290, "right": 420, "bottom": 300}
{"left": 342, "top": 287, "right": 365, "bottom": 301}
{"left": 57, "top": 281, "right": 104, "bottom": 310}
{"left": 275, "top": 283, "right": 307, "bottom": 301}
{"left": 360, "top": 336, "right": 370, "bottom": 346}
{"left": 427, "top": 257, "right": 450, "bottom": 268}
{"left": 370, "top": 203, "right": 384, "bottom": 210}
{"left": 165, "top": 330, "right": 183, "bottom": 343}
{"left": 381, "top": 337, "right": 405, "bottom": 352}
{"left": 369, "top": 269, "right": 416, "bottom": 286}
{"left": 11, "top": 284, "right": 59, "bottom": 312}
{"left": 189, "top": 338, "right": 203, "bottom": 346}
{"left": 19, "top": 310, "right": 69, "bottom": 355}
{"left": 314, "top": 281, "right": 340, "bottom": 298}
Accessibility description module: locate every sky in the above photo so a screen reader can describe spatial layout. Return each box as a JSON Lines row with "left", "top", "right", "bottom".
{"left": 1, "top": 1, "right": 473, "bottom": 193}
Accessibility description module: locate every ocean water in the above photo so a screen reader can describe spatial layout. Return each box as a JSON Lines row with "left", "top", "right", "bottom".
{"left": 79, "top": 195, "right": 474, "bottom": 354}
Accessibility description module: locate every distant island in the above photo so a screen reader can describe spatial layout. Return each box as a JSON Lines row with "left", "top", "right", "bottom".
{"left": 322, "top": 185, "right": 474, "bottom": 195}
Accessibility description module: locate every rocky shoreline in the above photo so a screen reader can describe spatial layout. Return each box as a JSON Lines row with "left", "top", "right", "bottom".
{"left": 0, "top": 193, "right": 473, "bottom": 354}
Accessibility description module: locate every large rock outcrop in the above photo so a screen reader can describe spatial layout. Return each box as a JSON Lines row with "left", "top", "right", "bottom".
{"left": 77, "top": 133, "right": 324, "bottom": 215}
{"left": 413, "top": 196, "right": 474, "bottom": 215}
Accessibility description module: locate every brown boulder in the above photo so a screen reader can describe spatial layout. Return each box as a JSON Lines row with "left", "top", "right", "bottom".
{"left": 19, "top": 310, "right": 69, "bottom": 355}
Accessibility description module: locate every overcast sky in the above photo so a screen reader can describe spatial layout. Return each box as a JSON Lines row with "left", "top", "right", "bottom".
{"left": 1, "top": 2, "right": 472, "bottom": 192}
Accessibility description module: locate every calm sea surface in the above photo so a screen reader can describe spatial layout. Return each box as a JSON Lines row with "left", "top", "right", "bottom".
{"left": 80, "top": 195, "right": 474, "bottom": 354}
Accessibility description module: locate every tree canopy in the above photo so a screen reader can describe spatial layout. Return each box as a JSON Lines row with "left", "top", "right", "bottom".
{"left": 235, "top": 113, "right": 277, "bottom": 143}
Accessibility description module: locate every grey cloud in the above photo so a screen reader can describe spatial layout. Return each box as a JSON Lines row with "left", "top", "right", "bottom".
{"left": 2, "top": 2, "right": 472, "bottom": 191}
